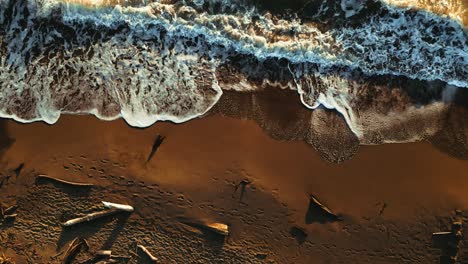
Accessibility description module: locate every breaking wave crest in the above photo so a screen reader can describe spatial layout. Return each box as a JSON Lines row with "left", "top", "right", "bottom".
{"left": 0, "top": 0, "right": 466, "bottom": 137}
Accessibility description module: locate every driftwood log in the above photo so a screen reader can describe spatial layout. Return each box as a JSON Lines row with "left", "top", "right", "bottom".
{"left": 37, "top": 174, "right": 94, "bottom": 187}
{"left": 63, "top": 202, "right": 133, "bottom": 227}
{"left": 137, "top": 245, "right": 158, "bottom": 263}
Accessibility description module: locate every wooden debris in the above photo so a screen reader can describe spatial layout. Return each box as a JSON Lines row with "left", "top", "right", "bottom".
{"left": 432, "top": 231, "right": 452, "bottom": 236}
{"left": 137, "top": 245, "right": 158, "bottom": 263}
{"left": 63, "top": 238, "right": 87, "bottom": 264}
{"left": 63, "top": 202, "right": 133, "bottom": 227}
{"left": 306, "top": 194, "right": 340, "bottom": 224}
{"left": 4, "top": 205, "right": 18, "bottom": 215}
{"left": 146, "top": 135, "right": 165, "bottom": 163}
{"left": 179, "top": 218, "right": 229, "bottom": 237}
{"left": 3, "top": 214, "right": 17, "bottom": 221}
{"left": 310, "top": 195, "right": 335, "bottom": 215}
{"left": 102, "top": 201, "right": 134, "bottom": 212}
{"left": 62, "top": 209, "right": 118, "bottom": 227}
{"left": 37, "top": 174, "right": 94, "bottom": 187}
{"left": 96, "top": 250, "right": 112, "bottom": 257}
{"left": 205, "top": 223, "right": 229, "bottom": 236}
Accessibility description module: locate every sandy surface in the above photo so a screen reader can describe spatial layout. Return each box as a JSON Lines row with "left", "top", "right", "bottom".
{"left": 0, "top": 114, "right": 467, "bottom": 263}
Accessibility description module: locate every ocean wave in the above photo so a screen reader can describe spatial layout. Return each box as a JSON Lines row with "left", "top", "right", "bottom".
{"left": 0, "top": 0, "right": 466, "bottom": 139}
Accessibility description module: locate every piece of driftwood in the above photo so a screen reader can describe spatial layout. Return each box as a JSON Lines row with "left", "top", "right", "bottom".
{"left": 102, "top": 201, "right": 134, "bottom": 212}
{"left": 432, "top": 231, "right": 452, "bottom": 236}
{"left": 63, "top": 238, "right": 86, "bottom": 264}
{"left": 137, "top": 245, "right": 158, "bottom": 263}
{"left": 3, "top": 214, "right": 17, "bottom": 221}
{"left": 306, "top": 194, "right": 341, "bottom": 224}
{"left": 63, "top": 201, "right": 133, "bottom": 227}
{"left": 310, "top": 195, "right": 335, "bottom": 215}
{"left": 62, "top": 209, "right": 118, "bottom": 227}
{"left": 37, "top": 174, "right": 94, "bottom": 187}
{"left": 96, "top": 250, "right": 112, "bottom": 257}
{"left": 205, "top": 223, "right": 229, "bottom": 236}
{"left": 4, "top": 205, "right": 18, "bottom": 215}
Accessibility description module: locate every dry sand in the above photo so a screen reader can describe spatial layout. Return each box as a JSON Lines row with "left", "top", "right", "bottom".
{"left": 0, "top": 114, "right": 467, "bottom": 263}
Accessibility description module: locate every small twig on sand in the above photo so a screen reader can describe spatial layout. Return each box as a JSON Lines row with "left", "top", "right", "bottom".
{"left": 137, "top": 245, "right": 158, "bottom": 263}
{"left": 432, "top": 231, "right": 452, "bottom": 236}
{"left": 63, "top": 209, "right": 118, "bottom": 227}
{"left": 37, "top": 174, "right": 94, "bottom": 187}
{"left": 63, "top": 237, "right": 87, "bottom": 264}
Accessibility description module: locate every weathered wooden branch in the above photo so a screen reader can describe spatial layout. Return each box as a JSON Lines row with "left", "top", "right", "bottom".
{"left": 137, "top": 245, "right": 158, "bottom": 263}
{"left": 62, "top": 209, "right": 118, "bottom": 227}
{"left": 63, "top": 202, "right": 133, "bottom": 227}
{"left": 37, "top": 174, "right": 94, "bottom": 187}
{"left": 63, "top": 238, "right": 86, "bottom": 264}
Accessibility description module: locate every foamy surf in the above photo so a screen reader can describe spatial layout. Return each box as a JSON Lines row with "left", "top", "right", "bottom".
{"left": 0, "top": 0, "right": 466, "bottom": 140}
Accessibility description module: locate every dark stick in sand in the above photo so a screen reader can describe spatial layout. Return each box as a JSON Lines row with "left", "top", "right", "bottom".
{"left": 36, "top": 174, "right": 94, "bottom": 187}
{"left": 146, "top": 135, "right": 165, "bottom": 163}
{"left": 63, "top": 238, "right": 87, "bottom": 264}
{"left": 137, "top": 245, "right": 158, "bottom": 263}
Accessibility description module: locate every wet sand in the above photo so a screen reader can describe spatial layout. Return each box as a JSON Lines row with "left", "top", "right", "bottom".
{"left": 0, "top": 114, "right": 467, "bottom": 263}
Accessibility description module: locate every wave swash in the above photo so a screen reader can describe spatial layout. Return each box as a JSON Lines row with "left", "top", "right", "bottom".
{"left": 0, "top": 0, "right": 466, "bottom": 139}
